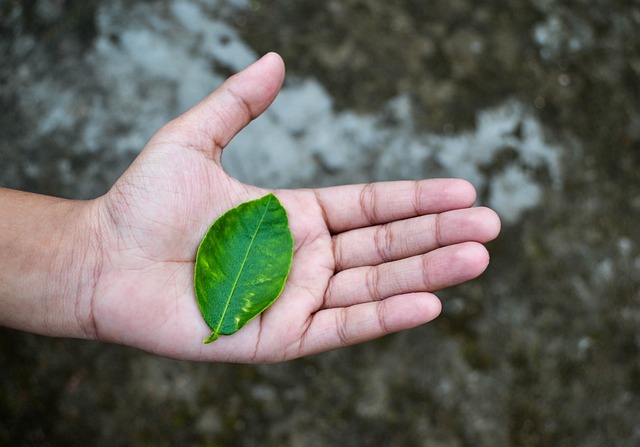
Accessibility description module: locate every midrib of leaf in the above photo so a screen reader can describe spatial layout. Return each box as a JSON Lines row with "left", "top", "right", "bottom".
{"left": 214, "top": 195, "right": 272, "bottom": 336}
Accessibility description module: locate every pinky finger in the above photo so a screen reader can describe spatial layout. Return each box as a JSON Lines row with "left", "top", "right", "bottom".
{"left": 299, "top": 293, "right": 442, "bottom": 357}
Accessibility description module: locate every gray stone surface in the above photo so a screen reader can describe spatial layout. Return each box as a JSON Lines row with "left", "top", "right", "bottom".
{"left": 1, "top": 0, "right": 639, "bottom": 445}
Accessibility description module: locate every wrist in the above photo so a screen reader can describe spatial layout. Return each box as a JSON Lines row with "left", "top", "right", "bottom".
{"left": 53, "top": 198, "right": 104, "bottom": 340}
{"left": 0, "top": 189, "right": 103, "bottom": 340}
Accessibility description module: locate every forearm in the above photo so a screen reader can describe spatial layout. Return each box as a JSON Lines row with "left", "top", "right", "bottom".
{"left": 0, "top": 187, "right": 100, "bottom": 339}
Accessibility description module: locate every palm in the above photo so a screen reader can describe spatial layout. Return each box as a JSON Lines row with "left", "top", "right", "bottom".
{"left": 90, "top": 53, "right": 500, "bottom": 363}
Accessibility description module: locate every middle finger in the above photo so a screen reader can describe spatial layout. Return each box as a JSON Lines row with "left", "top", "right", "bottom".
{"left": 333, "top": 207, "right": 498, "bottom": 271}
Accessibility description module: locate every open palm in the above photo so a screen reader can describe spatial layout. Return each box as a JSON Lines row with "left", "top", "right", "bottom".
{"left": 89, "top": 53, "right": 500, "bottom": 363}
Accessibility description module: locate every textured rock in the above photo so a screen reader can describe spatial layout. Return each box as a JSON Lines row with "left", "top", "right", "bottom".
{"left": 1, "top": 0, "right": 639, "bottom": 446}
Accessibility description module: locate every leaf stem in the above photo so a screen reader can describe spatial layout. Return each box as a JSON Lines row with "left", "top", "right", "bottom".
{"left": 204, "top": 331, "right": 219, "bottom": 344}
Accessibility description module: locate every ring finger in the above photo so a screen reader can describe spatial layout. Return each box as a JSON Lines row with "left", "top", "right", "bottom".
{"left": 323, "top": 241, "right": 490, "bottom": 309}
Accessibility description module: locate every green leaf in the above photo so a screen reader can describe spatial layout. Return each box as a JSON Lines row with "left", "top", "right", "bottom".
{"left": 194, "top": 193, "right": 294, "bottom": 344}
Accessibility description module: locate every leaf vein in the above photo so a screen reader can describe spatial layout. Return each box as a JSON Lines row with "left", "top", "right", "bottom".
{"left": 213, "top": 194, "right": 273, "bottom": 336}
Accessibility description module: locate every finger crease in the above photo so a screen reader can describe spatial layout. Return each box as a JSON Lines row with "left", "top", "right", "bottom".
{"left": 376, "top": 300, "right": 391, "bottom": 335}
{"left": 226, "top": 84, "right": 259, "bottom": 121}
{"left": 374, "top": 223, "right": 393, "bottom": 263}
{"left": 312, "top": 189, "right": 331, "bottom": 226}
{"left": 332, "top": 236, "right": 345, "bottom": 271}
{"left": 359, "top": 183, "right": 379, "bottom": 225}
{"left": 365, "top": 266, "right": 383, "bottom": 301}
{"left": 435, "top": 213, "right": 445, "bottom": 248}
{"left": 421, "top": 254, "right": 436, "bottom": 292}
{"left": 335, "top": 308, "right": 351, "bottom": 347}
{"left": 412, "top": 180, "right": 423, "bottom": 217}
{"left": 324, "top": 276, "right": 337, "bottom": 309}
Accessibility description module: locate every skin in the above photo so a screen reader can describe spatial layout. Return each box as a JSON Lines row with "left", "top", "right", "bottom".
{"left": 0, "top": 53, "right": 500, "bottom": 364}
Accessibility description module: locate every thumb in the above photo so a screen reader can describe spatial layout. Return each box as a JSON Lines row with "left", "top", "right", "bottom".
{"left": 159, "top": 52, "right": 285, "bottom": 160}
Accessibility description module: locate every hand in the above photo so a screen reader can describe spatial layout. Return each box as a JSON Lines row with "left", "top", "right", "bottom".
{"left": 68, "top": 53, "right": 500, "bottom": 363}
{"left": 88, "top": 53, "right": 500, "bottom": 362}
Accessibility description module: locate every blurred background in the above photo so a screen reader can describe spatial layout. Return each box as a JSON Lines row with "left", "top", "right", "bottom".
{"left": 1, "top": 0, "right": 639, "bottom": 445}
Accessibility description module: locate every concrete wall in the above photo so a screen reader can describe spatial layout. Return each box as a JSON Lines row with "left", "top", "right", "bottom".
{"left": 2, "top": 1, "right": 639, "bottom": 445}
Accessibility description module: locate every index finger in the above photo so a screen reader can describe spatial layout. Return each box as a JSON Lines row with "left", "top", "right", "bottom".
{"left": 313, "top": 179, "right": 477, "bottom": 233}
